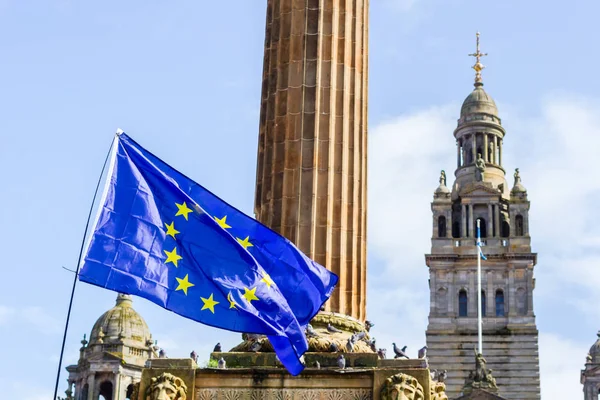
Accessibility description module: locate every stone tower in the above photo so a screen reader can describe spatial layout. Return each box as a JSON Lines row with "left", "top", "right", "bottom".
{"left": 425, "top": 34, "right": 541, "bottom": 399}
{"left": 64, "top": 294, "right": 158, "bottom": 400}
{"left": 253, "top": 0, "right": 369, "bottom": 321}
{"left": 581, "top": 332, "right": 600, "bottom": 399}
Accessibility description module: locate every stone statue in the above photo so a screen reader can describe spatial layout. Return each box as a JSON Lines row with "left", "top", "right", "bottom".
{"left": 439, "top": 170, "right": 446, "bottom": 186}
{"left": 145, "top": 372, "right": 187, "bottom": 400}
{"left": 474, "top": 351, "right": 487, "bottom": 381}
{"left": 475, "top": 153, "right": 486, "bottom": 182}
{"left": 380, "top": 373, "right": 425, "bottom": 400}
{"left": 463, "top": 350, "right": 498, "bottom": 393}
{"left": 514, "top": 168, "right": 521, "bottom": 186}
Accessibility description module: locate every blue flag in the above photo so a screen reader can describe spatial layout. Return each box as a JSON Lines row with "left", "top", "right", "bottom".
{"left": 476, "top": 226, "right": 487, "bottom": 261}
{"left": 79, "top": 133, "right": 338, "bottom": 375}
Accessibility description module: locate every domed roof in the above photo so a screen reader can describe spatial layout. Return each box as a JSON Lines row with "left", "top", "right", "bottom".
{"left": 588, "top": 332, "right": 600, "bottom": 363}
{"left": 460, "top": 85, "right": 498, "bottom": 118}
{"left": 89, "top": 294, "right": 152, "bottom": 348}
{"left": 435, "top": 184, "right": 451, "bottom": 195}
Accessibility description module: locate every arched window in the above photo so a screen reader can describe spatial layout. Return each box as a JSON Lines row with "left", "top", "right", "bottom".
{"left": 459, "top": 290, "right": 468, "bottom": 317}
{"left": 99, "top": 381, "right": 113, "bottom": 400}
{"left": 481, "top": 290, "right": 486, "bottom": 317}
{"left": 516, "top": 287, "right": 527, "bottom": 316}
{"left": 501, "top": 221, "right": 510, "bottom": 237}
{"left": 452, "top": 221, "right": 460, "bottom": 238}
{"left": 126, "top": 384, "right": 134, "bottom": 399}
{"left": 476, "top": 217, "right": 487, "bottom": 238}
{"left": 495, "top": 289, "right": 505, "bottom": 317}
{"left": 515, "top": 215, "right": 524, "bottom": 236}
{"left": 438, "top": 216, "right": 447, "bottom": 238}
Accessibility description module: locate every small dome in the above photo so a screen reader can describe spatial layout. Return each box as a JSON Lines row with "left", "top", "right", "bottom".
{"left": 89, "top": 294, "right": 152, "bottom": 348}
{"left": 589, "top": 332, "right": 600, "bottom": 363}
{"left": 460, "top": 85, "right": 498, "bottom": 118}
{"left": 435, "top": 184, "right": 451, "bottom": 195}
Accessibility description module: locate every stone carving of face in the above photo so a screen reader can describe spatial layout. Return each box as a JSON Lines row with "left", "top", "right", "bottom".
{"left": 146, "top": 373, "right": 187, "bottom": 400}
{"left": 381, "top": 373, "right": 424, "bottom": 400}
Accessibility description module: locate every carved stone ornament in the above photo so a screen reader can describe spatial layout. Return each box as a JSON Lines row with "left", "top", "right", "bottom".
{"left": 380, "top": 373, "right": 424, "bottom": 400}
{"left": 145, "top": 372, "right": 188, "bottom": 400}
{"left": 430, "top": 381, "right": 448, "bottom": 400}
{"left": 196, "top": 388, "right": 372, "bottom": 400}
{"left": 463, "top": 352, "right": 498, "bottom": 393}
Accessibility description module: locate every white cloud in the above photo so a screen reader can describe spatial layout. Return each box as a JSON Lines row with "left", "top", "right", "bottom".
{"left": 0, "top": 305, "right": 15, "bottom": 325}
{"left": 367, "top": 94, "right": 600, "bottom": 399}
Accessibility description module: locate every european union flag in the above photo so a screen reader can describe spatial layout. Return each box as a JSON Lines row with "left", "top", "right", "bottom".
{"left": 79, "top": 133, "right": 338, "bottom": 375}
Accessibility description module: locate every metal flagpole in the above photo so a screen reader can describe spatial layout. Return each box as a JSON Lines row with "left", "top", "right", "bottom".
{"left": 476, "top": 219, "right": 483, "bottom": 354}
{"left": 52, "top": 133, "right": 119, "bottom": 400}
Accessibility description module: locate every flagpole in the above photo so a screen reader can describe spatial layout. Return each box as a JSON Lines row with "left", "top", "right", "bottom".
{"left": 52, "top": 133, "right": 119, "bottom": 400}
{"left": 476, "top": 219, "right": 483, "bottom": 355}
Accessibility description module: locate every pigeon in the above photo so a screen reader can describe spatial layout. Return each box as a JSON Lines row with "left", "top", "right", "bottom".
{"left": 217, "top": 357, "right": 226, "bottom": 369}
{"left": 365, "top": 320, "right": 375, "bottom": 332}
{"left": 306, "top": 324, "right": 319, "bottom": 338}
{"left": 437, "top": 370, "right": 447, "bottom": 383}
{"left": 190, "top": 350, "right": 198, "bottom": 363}
{"left": 368, "top": 338, "right": 377, "bottom": 352}
{"left": 213, "top": 342, "right": 222, "bottom": 352}
{"left": 418, "top": 345, "right": 428, "bottom": 359}
{"left": 249, "top": 340, "right": 262, "bottom": 352}
{"left": 312, "top": 360, "right": 321, "bottom": 369}
{"left": 327, "top": 323, "right": 342, "bottom": 333}
{"left": 159, "top": 349, "right": 167, "bottom": 358}
{"left": 345, "top": 337, "right": 355, "bottom": 353}
{"left": 320, "top": 304, "right": 326, "bottom": 311}
{"left": 353, "top": 331, "right": 366, "bottom": 341}
{"left": 430, "top": 369, "right": 437, "bottom": 381}
{"left": 329, "top": 342, "right": 339, "bottom": 352}
{"left": 377, "top": 348, "right": 387, "bottom": 360}
{"left": 337, "top": 354, "right": 346, "bottom": 369}
{"left": 392, "top": 343, "right": 409, "bottom": 359}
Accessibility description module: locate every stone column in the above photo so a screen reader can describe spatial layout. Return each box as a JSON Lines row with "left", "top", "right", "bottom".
{"left": 448, "top": 273, "right": 455, "bottom": 316}
{"left": 457, "top": 140, "right": 461, "bottom": 168}
{"left": 254, "top": 0, "right": 369, "bottom": 320}
{"left": 430, "top": 271, "right": 437, "bottom": 314}
{"left": 113, "top": 373, "right": 121, "bottom": 400}
{"left": 527, "top": 267, "right": 534, "bottom": 316}
{"left": 483, "top": 134, "right": 488, "bottom": 162}
{"left": 461, "top": 204, "right": 467, "bottom": 238}
{"left": 468, "top": 271, "right": 475, "bottom": 317}
{"left": 487, "top": 204, "right": 493, "bottom": 238}
{"left": 508, "top": 267, "right": 515, "bottom": 316}
{"left": 486, "top": 271, "right": 494, "bottom": 316}
{"left": 87, "top": 374, "right": 95, "bottom": 400}
{"left": 471, "top": 133, "right": 477, "bottom": 162}
{"left": 494, "top": 204, "right": 500, "bottom": 237}
{"left": 499, "top": 139, "right": 503, "bottom": 166}
{"left": 468, "top": 204, "right": 474, "bottom": 239}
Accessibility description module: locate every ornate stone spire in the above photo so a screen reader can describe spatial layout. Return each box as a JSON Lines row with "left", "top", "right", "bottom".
{"left": 469, "top": 32, "right": 488, "bottom": 87}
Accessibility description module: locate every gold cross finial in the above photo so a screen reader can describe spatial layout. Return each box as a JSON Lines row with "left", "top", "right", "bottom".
{"left": 468, "top": 32, "right": 488, "bottom": 86}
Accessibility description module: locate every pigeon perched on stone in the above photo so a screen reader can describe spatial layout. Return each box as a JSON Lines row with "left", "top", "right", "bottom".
{"left": 438, "top": 370, "right": 447, "bottom": 383}
{"left": 217, "top": 357, "right": 226, "bottom": 369}
{"left": 418, "top": 345, "right": 427, "bottom": 359}
{"left": 190, "top": 350, "right": 198, "bottom": 363}
{"left": 345, "top": 337, "right": 355, "bottom": 353}
{"left": 306, "top": 324, "right": 319, "bottom": 338}
{"left": 327, "top": 323, "right": 342, "bottom": 333}
{"left": 377, "top": 348, "right": 387, "bottom": 360}
{"left": 159, "top": 349, "right": 167, "bottom": 358}
{"left": 249, "top": 340, "right": 262, "bottom": 352}
{"left": 329, "top": 342, "right": 339, "bottom": 352}
{"left": 213, "top": 342, "right": 222, "bottom": 352}
{"left": 368, "top": 338, "right": 377, "bottom": 352}
{"left": 392, "top": 343, "right": 409, "bottom": 359}
{"left": 365, "top": 320, "right": 375, "bottom": 332}
{"left": 353, "top": 331, "right": 366, "bottom": 341}
{"left": 430, "top": 369, "right": 437, "bottom": 381}
{"left": 320, "top": 305, "right": 326, "bottom": 311}
{"left": 244, "top": 333, "right": 263, "bottom": 341}
{"left": 313, "top": 360, "right": 321, "bottom": 369}
{"left": 337, "top": 354, "right": 346, "bottom": 369}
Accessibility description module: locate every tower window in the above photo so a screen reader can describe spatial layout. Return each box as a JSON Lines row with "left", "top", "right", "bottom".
{"left": 452, "top": 221, "right": 460, "bottom": 238}
{"left": 126, "top": 384, "right": 134, "bottom": 399}
{"left": 501, "top": 220, "right": 510, "bottom": 238}
{"left": 459, "top": 290, "right": 468, "bottom": 317}
{"left": 515, "top": 214, "right": 524, "bottom": 236}
{"left": 99, "top": 381, "right": 113, "bottom": 400}
{"left": 481, "top": 290, "right": 486, "bottom": 317}
{"left": 495, "top": 289, "right": 505, "bottom": 317}
{"left": 438, "top": 216, "right": 447, "bottom": 238}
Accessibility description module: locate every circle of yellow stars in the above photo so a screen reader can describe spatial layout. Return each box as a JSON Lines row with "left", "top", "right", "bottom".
{"left": 164, "top": 203, "right": 274, "bottom": 315}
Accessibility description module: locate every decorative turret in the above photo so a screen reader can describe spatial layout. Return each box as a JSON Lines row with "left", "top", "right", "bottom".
{"left": 581, "top": 331, "right": 600, "bottom": 399}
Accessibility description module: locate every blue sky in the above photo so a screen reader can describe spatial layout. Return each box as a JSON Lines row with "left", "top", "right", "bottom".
{"left": 1, "top": 1, "right": 600, "bottom": 399}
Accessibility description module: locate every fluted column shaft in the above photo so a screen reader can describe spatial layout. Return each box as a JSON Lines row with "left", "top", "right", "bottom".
{"left": 254, "top": 0, "right": 369, "bottom": 321}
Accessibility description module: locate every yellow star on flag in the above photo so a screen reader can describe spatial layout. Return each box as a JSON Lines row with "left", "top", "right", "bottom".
{"left": 214, "top": 215, "right": 231, "bottom": 229}
{"left": 164, "top": 247, "right": 183, "bottom": 267}
{"left": 175, "top": 202, "right": 193, "bottom": 220}
{"left": 243, "top": 287, "right": 259, "bottom": 303}
{"left": 201, "top": 293, "right": 219, "bottom": 314}
{"left": 227, "top": 292, "right": 237, "bottom": 309}
{"left": 164, "top": 221, "right": 180, "bottom": 239}
{"left": 237, "top": 236, "right": 253, "bottom": 250}
{"left": 175, "top": 274, "right": 195, "bottom": 295}
{"left": 261, "top": 273, "right": 274, "bottom": 288}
